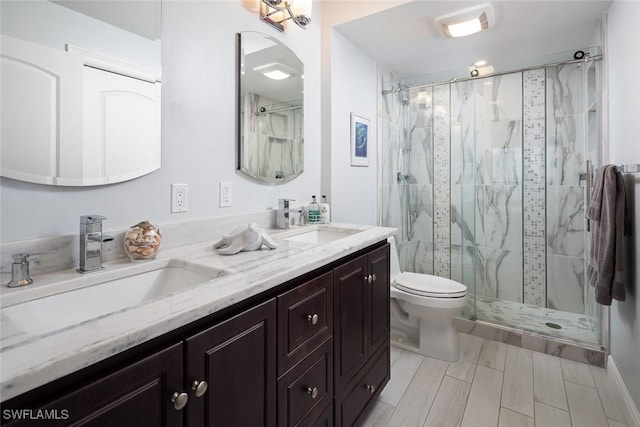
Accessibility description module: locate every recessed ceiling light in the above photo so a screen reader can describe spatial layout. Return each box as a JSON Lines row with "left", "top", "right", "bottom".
{"left": 474, "top": 60, "right": 487, "bottom": 67}
{"left": 253, "top": 62, "right": 297, "bottom": 80}
{"left": 435, "top": 4, "right": 494, "bottom": 38}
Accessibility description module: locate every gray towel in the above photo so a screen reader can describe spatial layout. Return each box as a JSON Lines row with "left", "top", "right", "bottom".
{"left": 586, "top": 165, "right": 629, "bottom": 305}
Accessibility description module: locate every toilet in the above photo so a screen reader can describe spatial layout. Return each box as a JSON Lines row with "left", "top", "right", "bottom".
{"left": 389, "top": 237, "right": 467, "bottom": 362}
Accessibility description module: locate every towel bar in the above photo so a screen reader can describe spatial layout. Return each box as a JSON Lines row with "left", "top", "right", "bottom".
{"left": 616, "top": 164, "right": 640, "bottom": 173}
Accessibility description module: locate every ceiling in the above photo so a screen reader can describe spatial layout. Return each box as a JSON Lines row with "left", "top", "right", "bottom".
{"left": 335, "top": 0, "right": 611, "bottom": 81}
{"left": 52, "top": 0, "right": 161, "bottom": 41}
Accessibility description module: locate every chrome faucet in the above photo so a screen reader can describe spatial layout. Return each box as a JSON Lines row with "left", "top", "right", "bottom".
{"left": 7, "top": 253, "right": 33, "bottom": 287}
{"left": 78, "top": 215, "right": 113, "bottom": 273}
{"left": 277, "top": 199, "right": 295, "bottom": 229}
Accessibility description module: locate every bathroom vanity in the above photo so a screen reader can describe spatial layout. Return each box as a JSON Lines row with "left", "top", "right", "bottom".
{"left": 0, "top": 224, "right": 394, "bottom": 426}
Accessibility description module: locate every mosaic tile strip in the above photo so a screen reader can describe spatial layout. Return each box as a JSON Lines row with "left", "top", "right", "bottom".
{"left": 433, "top": 84, "right": 451, "bottom": 277}
{"left": 523, "top": 69, "right": 547, "bottom": 306}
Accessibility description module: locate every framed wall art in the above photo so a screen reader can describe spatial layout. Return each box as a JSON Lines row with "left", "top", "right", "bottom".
{"left": 350, "top": 113, "right": 369, "bottom": 167}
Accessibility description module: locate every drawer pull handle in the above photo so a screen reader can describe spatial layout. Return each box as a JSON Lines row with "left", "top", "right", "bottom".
{"left": 171, "top": 392, "right": 189, "bottom": 410}
{"left": 372, "top": 273, "right": 377, "bottom": 282}
{"left": 365, "top": 384, "right": 376, "bottom": 394}
{"left": 307, "top": 386, "right": 319, "bottom": 399}
{"left": 192, "top": 380, "right": 208, "bottom": 397}
{"left": 307, "top": 314, "right": 319, "bottom": 325}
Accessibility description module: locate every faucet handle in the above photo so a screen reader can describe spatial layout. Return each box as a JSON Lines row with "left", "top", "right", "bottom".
{"left": 278, "top": 198, "right": 296, "bottom": 210}
{"left": 12, "top": 253, "right": 30, "bottom": 264}
{"left": 81, "top": 214, "right": 107, "bottom": 224}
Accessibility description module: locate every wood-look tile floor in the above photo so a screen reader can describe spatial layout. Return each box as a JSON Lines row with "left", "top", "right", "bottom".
{"left": 362, "top": 334, "right": 633, "bottom": 427}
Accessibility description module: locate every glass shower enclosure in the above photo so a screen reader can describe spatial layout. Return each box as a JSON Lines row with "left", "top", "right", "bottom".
{"left": 379, "top": 52, "right": 606, "bottom": 350}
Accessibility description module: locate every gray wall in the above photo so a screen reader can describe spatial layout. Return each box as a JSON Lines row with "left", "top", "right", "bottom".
{"left": 607, "top": 0, "right": 640, "bottom": 410}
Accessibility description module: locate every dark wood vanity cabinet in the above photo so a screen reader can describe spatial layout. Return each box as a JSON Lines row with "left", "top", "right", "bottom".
{"left": 185, "top": 298, "right": 277, "bottom": 427}
{"left": 2, "top": 241, "right": 390, "bottom": 427}
{"left": 2, "top": 343, "right": 185, "bottom": 427}
{"left": 333, "top": 244, "right": 390, "bottom": 426}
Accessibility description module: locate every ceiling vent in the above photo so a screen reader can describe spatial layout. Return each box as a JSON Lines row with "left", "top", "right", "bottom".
{"left": 435, "top": 3, "right": 494, "bottom": 38}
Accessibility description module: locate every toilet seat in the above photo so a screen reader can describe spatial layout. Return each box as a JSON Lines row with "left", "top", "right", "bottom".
{"left": 393, "top": 272, "right": 466, "bottom": 298}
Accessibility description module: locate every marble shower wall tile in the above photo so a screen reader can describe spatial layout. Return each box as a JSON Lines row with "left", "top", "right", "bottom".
{"left": 450, "top": 184, "right": 480, "bottom": 247}
{"left": 408, "top": 88, "right": 434, "bottom": 130}
{"left": 407, "top": 184, "right": 433, "bottom": 242}
{"left": 433, "top": 84, "right": 451, "bottom": 277}
{"left": 451, "top": 244, "right": 476, "bottom": 291}
{"left": 475, "top": 247, "right": 523, "bottom": 302}
{"left": 481, "top": 73, "right": 523, "bottom": 122}
{"left": 484, "top": 185, "right": 522, "bottom": 252}
{"left": 547, "top": 114, "right": 585, "bottom": 186}
{"left": 408, "top": 127, "right": 433, "bottom": 186}
{"left": 546, "top": 64, "right": 584, "bottom": 118}
{"left": 547, "top": 186, "right": 585, "bottom": 257}
{"left": 380, "top": 185, "right": 405, "bottom": 242}
{"left": 451, "top": 81, "right": 476, "bottom": 186}
{"left": 398, "top": 239, "right": 434, "bottom": 275}
{"left": 547, "top": 254, "right": 585, "bottom": 314}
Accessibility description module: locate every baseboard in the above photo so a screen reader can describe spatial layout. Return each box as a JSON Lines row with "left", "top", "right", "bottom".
{"left": 608, "top": 355, "right": 640, "bottom": 426}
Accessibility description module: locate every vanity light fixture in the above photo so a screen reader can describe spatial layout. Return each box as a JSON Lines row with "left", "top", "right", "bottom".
{"left": 435, "top": 3, "right": 494, "bottom": 38}
{"left": 253, "top": 62, "right": 297, "bottom": 80}
{"left": 260, "top": 0, "right": 311, "bottom": 32}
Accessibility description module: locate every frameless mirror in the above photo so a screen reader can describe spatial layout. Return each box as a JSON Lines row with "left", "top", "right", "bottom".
{"left": 0, "top": 0, "right": 161, "bottom": 186}
{"left": 237, "top": 31, "right": 304, "bottom": 184}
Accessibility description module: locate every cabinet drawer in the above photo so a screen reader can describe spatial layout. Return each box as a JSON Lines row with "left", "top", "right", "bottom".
{"left": 334, "top": 343, "right": 390, "bottom": 427}
{"left": 278, "top": 271, "right": 333, "bottom": 375}
{"left": 278, "top": 339, "right": 333, "bottom": 427}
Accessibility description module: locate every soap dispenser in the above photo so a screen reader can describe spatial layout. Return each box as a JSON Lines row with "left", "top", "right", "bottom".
{"left": 308, "top": 195, "right": 320, "bottom": 224}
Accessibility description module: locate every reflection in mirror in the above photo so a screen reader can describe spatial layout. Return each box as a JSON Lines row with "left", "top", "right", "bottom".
{"left": 237, "top": 32, "right": 303, "bottom": 184}
{"left": 0, "top": 0, "right": 161, "bottom": 186}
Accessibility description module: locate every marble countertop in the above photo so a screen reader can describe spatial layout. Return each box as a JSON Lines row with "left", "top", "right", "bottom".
{"left": 0, "top": 223, "right": 396, "bottom": 401}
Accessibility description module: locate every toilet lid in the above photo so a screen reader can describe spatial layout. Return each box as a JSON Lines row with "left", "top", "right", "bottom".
{"left": 394, "top": 272, "right": 467, "bottom": 298}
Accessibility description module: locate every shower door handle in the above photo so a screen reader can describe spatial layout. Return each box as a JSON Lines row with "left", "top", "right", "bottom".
{"left": 585, "top": 160, "right": 591, "bottom": 232}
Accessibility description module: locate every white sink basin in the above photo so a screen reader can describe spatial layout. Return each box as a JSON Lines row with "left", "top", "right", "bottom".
{"left": 2, "top": 262, "right": 225, "bottom": 337}
{"left": 283, "top": 229, "right": 357, "bottom": 244}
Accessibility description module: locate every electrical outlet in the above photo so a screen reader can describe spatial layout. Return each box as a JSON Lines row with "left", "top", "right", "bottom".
{"left": 219, "top": 182, "right": 232, "bottom": 207}
{"left": 171, "top": 184, "right": 188, "bottom": 213}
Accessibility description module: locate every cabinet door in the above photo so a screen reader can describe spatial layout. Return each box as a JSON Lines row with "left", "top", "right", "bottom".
{"left": 3, "top": 343, "right": 184, "bottom": 427}
{"left": 185, "top": 298, "right": 276, "bottom": 427}
{"left": 367, "top": 244, "right": 390, "bottom": 356}
{"left": 333, "top": 254, "right": 368, "bottom": 393}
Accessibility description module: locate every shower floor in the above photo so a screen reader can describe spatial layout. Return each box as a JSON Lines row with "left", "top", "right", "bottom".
{"left": 469, "top": 297, "right": 600, "bottom": 345}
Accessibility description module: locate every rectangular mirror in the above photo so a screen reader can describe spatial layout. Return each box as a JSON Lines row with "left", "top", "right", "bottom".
{"left": 237, "top": 31, "right": 304, "bottom": 184}
{"left": 0, "top": 0, "right": 161, "bottom": 186}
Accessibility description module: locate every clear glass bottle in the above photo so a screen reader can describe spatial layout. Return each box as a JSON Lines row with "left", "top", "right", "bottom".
{"left": 308, "top": 195, "right": 320, "bottom": 224}
{"left": 320, "top": 195, "right": 330, "bottom": 224}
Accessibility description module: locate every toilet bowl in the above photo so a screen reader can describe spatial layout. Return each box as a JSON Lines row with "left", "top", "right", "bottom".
{"left": 389, "top": 238, "right": 467, "bottom": 362}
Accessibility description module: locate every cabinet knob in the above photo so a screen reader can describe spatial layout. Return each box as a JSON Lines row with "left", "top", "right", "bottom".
{"left": 307, "top": 386, "right": 319, "bottom": 399}
{"left": 365, "top": 384, "right": 376, "bottom": 394}
{"left": 368, "top": 274, "right": 373, "bottom": 284}
{"left": 171, "top": 392, "right": 189, "bottom": 410}
{"left": 192, "top": 380, "right": 208, "bottom": 397}
{"left": 372, "top": 273, "right": 377, "bottom": 282}
{"left": 307, "top": 313, "right": 319, "bottom": 325}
